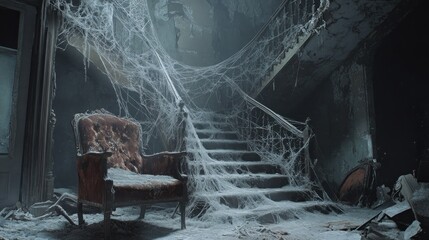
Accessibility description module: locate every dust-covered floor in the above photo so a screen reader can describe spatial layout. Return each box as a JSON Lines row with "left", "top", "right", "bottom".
{"left": 0, "top": 203, "right": 385, "bottom": 240}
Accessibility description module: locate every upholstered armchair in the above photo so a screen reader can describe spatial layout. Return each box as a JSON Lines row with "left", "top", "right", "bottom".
{"left": 71, "top": 110, "right": 187, "bottom": 239}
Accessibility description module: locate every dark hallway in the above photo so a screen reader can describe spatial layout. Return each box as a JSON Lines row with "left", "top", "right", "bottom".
{"left": 372, "top": 1, "right": 429, "bottom": 187}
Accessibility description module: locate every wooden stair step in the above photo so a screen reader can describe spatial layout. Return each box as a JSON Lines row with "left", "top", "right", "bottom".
{"left": 206, "top": 201, "right": 342, "bottom": 224}
{"left": 205, "top": 150, "right": 261, "bottom": 161}
{"left": 200, "top": 139, "right": 248, "bottom": 150}
{"left": 195, "top": 129, "right": 238, "bottom": 140}
{"left": 194, "top": 174, "right": 289, "bottom": 188}
{"left": 193, "top": 187, "right": 314, "bottom": 208}
{"left": 193, "top": 121, "right": 233, "bottom": 131}
{"left": 188, "top": 161, "right": 281, "bottom": 174}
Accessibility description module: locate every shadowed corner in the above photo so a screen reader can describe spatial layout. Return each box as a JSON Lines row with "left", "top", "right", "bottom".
{"left": 45, "top": 219, "right": 179, "bottom": 240}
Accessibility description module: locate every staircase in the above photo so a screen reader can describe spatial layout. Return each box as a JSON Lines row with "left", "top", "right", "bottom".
{"left": 187, "top": 112, "right": 341, "bottom": 223}
{"left": 251, "top": 33, "right": 312, "bottom": 98}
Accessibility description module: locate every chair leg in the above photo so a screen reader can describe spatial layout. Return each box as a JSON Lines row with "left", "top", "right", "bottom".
{"left": 139, "top": 205, "right": 146, "bottom": 219}
{"left": 103, "top": 179, "right": 114, "bottom": 239}
{"left": 77, "top": 202, "right": 84, "bottom": 225}
{"left": 104, "top": 210, "right": 111, "bottom": 240}
{"left": 180, "top": 201, "right": 186, "bottom": 229}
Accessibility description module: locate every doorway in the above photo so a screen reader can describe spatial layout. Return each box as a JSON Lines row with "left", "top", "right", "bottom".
{"left": 0, "top": 3, "right": 34, "bottom": 208}
{"left": 0, "top": 5, "right": 22, "bottom": 207}
{"left": 372, "top": 2, "right": 429, "bottom": 187}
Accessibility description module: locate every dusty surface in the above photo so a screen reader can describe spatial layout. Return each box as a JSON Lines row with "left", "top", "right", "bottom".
{"left": 0, "top": 204, "right": 380, "bottom": 240}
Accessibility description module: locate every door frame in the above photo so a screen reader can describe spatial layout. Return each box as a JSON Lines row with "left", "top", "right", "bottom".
{"left": 0, "top": 0, "right": 36, "bottom": 207}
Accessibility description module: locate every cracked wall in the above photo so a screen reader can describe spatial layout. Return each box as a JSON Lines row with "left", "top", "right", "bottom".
{"left": 290, "top": 48, "right": 375, "bottom": 195}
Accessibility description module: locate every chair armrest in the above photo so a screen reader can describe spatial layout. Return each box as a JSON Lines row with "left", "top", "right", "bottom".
{"left": 77, "top": 151, "right": 112, "bottom": 203}
{"left": 141, "top": 151, "right": 187, "bottom": 180}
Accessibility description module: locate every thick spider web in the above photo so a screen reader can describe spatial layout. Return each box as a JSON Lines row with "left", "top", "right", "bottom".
{"left": 52, "top": 0, "right": 329, "bottom": 224}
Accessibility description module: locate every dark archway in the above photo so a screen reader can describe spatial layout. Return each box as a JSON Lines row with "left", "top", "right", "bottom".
{"left": 372, "top": 1, "right": 429, "bottom": 187}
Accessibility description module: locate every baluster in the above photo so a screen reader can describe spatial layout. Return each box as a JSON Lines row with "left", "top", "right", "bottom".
{"left": 175, "top": 101, "right": 187, "bottom": 152}
{"left": 302, "top": 118, "right": 311, "bottom": 177}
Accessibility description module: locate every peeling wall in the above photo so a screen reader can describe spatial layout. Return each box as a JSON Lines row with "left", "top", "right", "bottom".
{"left": 322, "top": 62, "right": 373, "bottom": 185}
{"left": 148, "top": 0, "right": 281, "bottom": 66}
{"left": 290, "top": 50, "right": 374, "bottom": 193}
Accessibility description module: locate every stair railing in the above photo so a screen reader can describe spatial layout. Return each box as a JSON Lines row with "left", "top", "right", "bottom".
{"left": 153, "top": 51, "right": 188, "bottom": 152}
{"left": 214, "top": 0, "right": 329, "bottom": 178}
{"left": 221, "top": 0, "right": 329, "bottom": 98}
{"left": 226, "top": 77, "right": 303, "bottom": 138}
{"left": 225, "top": 76, "right": 312, "bottom": 178}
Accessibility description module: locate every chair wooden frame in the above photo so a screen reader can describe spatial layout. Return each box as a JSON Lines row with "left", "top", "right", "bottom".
{"left": 72, "top": 110, "right": 187, "bottom": 239}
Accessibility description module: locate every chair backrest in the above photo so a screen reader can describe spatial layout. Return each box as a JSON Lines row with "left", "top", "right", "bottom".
{"left": 72, "top": 110, "right": 143, "bottom": 173}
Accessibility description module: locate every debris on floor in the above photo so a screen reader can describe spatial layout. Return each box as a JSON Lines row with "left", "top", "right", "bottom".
{"left": 357, "top": 174, "right": 429, "bottom": 239}
{"left": 225, "top": 221, "right": 289, "bottom": 239}
{"left": 0, "top": 174, "right": 428, "bottom": 240}
{"left": 372, "top": 185, "right": 391, "bottom": 209}
{"left": 404, "top": 220, "right": 422, "bottom": 239}
{"left": 0, "top": 191, "right": 80, "bottom": 228}
{"left": 410, "top": 183, "right": 429, "bottom": 230}
{"left": 326, "top": 220, "right": 360, "bottom": 231}
{"left": 338, "top": 159, "right": 379, "bottom": 207}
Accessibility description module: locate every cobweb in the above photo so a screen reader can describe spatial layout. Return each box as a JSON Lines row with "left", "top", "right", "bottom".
{"left": 51, "top": 0, "right": 329, "bottom": 224}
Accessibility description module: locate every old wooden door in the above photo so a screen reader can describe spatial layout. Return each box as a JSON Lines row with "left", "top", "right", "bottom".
{"left": 0, "top": 2, "right": 35, "bottom": 208}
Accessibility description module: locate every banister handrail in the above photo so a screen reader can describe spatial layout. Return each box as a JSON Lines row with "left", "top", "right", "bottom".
{"left": 153, "top": 50, "right": 189, "bottom": 152}
{"left": 238, "top": 0, "right": 328, "bottom": 59}
{"left": 219, "top": 0, "right": 329, "bottom": 139}
{"left": 225, "top": 0, "right": 329, "bottom": 98}
{"left": 224, "top": 76, "right": 303, "bottom": 138}
{"left": 153, "top": 51, "right": 184, "bottom": 107}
